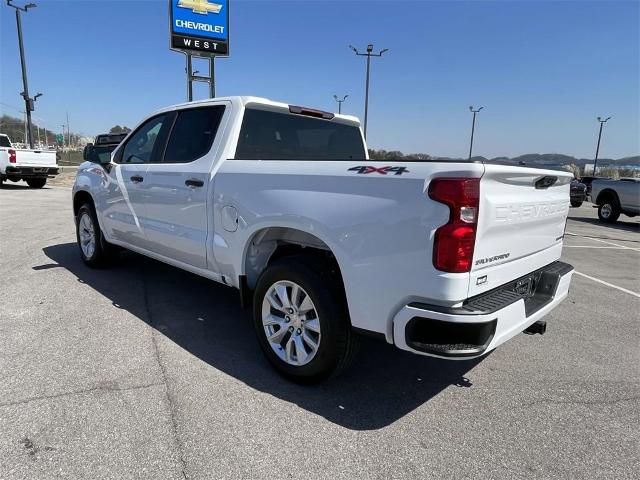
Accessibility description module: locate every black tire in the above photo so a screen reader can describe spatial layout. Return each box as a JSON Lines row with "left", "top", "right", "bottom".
{"left": 253, "top": 255, "right": 358, "bottom": 383}
{"left": 570, "top": 200, "right": 583, "bottom": 208}
{"left": 598, "top": 200, "right": 620, "bottom": 223}
{"left": 75, "top": 203, "right": 116, "bottom": 267}
{"left": 26, "top": 178, "right": 47, "bottom": 189}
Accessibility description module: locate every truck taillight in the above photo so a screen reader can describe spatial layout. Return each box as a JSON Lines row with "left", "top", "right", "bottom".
{"left": 428, "top": 177, "right": 480, "bottom": 273}
{"left": 8, "top": 149, "right": 16, "bottom": 163}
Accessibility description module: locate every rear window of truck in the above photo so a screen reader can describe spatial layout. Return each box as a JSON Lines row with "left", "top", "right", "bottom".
{"left": 235, "top": 108, "right": 366, "bottom": 160}
{"left": 0, "top": 136, "right": 11, "bottom": 148}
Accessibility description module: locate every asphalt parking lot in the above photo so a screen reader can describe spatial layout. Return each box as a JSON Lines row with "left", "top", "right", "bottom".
{"left": 1, "top": 182, "right": 638, "bottom": 479}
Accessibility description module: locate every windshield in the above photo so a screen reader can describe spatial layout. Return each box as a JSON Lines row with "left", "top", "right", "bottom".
{"left": 0, "top": 136, "right": 11, "bottom": 148}
{"left": 235, "top": 108, "right": 366, "bottom": 160}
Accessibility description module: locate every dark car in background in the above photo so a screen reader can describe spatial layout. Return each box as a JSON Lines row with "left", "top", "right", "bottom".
{"left": 83, "top": 133, "right": 127, "bottom": 164}
{"left": 578, "top": 175, "right": 610, "bottom": 198}
{"left": 570, "top": 179, "right": 587, "bottom": 207}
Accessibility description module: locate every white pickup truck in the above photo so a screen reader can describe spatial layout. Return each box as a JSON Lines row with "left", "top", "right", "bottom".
{"left": 72, "top": 96, "right": 574, "bottom": 382}
{"left": 0, "top": 134, "right": 58, "bottom": 188}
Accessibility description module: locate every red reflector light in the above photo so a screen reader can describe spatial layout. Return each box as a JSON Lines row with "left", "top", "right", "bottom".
{"left": 289, "top": 105, "right": 335, "bottom": 120}
{"left": 428, "top": 178, "right": 480, "bottom": 273}
{"left": 8, "top": 149, "right": 16, "bottom": 163}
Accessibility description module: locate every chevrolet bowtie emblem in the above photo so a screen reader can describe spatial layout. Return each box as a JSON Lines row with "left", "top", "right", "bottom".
{"left": 177, "top": 0, "right": 222, "bottom": 15}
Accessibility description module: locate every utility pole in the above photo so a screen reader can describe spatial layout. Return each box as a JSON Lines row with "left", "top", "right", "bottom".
{"left": 349, "top": 44, "right": 388, "bottom": 139}
{"left": 66, "top": 112, "right": 70, "bottom": 147}
{"left": 593, "top": 116, "right": 611, "bottom": 175}
{"left": 7, "top": 1, "right": 41, "bottom": 149}
{"left": 468, "top": 105, "right": 484, "bottom": 161}
{"left": 60, "top": 124, "right": 66, "bottom": 148}
{"left": 333, "top": 94, "right": 348, "bottom": 114}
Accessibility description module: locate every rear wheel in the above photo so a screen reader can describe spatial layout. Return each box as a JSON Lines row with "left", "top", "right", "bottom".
{"left": 26, "top": 178, "right": 46, "bottom": 189}
{"left": 598, "top": 200, "right": 620, "bottom": 223}
{"left": 570, "top": 199, "right": 583, "bottom": 208}
{"left": 253, "top": 256, "right": 358, "bottom": 383}
{"left": 76, "top": 203, "right": 116, "bottom": 267}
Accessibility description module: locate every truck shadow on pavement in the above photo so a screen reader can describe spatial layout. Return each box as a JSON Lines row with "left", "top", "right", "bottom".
{"left": 0, "top": 183, "right": 32, "bottom": 190}
{"left": 42, "top": 242, "right": 483, "bottom": 430}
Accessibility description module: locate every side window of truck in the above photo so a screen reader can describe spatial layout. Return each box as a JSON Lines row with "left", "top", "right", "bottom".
{"left": 162, "top": 106, "right": 225, "bottom": 164}
{"left": 117, "top": 114, "right": 170, "bottom": 164}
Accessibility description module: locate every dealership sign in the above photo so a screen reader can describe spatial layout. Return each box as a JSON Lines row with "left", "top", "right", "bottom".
{"left": 170, "top": 0, "right": 229, "bottom": 56}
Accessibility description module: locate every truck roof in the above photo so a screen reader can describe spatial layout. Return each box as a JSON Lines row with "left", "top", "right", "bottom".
{"left": 153, "top": 96, "right": 362, "bottom": 127}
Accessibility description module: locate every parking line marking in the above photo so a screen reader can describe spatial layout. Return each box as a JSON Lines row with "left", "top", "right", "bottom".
{"left": 574, "top": 271, "right": 640, "bottom": 298}
{"left": 564, "top": 246, "right": 629, "bottom": 249}
{"left": 565, "top": 232, "right": 640, "bottom": 252}
{"left": 584, "top": 237, "right": 640, "bottom": 251}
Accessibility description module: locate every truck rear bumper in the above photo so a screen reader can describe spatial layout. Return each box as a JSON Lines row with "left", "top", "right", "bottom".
{"left": 392, "top": 261, "right": 574, "bottom": 358}
{"left": 3, "top": 166, "right": 59, "bottom": 178}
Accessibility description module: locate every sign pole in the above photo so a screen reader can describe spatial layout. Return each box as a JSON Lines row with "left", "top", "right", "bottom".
{"left": 186, "top": 53, "right": 193, "bottom": 101}
{"left": 209, "top": 57, "right": 215, "bottom": 98}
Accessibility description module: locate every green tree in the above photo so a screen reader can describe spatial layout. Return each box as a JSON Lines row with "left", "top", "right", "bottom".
{"left": 109, "top": 125, "right": 131, "bottom": 134}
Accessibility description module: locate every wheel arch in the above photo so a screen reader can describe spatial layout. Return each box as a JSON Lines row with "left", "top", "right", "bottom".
{"left": 241, "top": 226, "right": 346, "bottom": 293}
{"left": 595, "top": 188, "right": 620, "bottom": 206}
{"left": 73, "top": 189, "right": 95, "bottom": 217}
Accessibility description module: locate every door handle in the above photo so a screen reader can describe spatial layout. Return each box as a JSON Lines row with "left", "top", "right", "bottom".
{"left": 185, "top": 179, "right": 204, "bottom": 188}
{"left": 130, "top": 175, "right": 144, "bottom": 183}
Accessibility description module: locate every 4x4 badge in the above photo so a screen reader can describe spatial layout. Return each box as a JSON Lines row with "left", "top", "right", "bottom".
{"left": 348, "top": 166, "right": 409, "bottom": 176}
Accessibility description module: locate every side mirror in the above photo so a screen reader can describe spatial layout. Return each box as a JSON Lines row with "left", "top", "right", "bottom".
{"left": 83, "top": 144, "right": 98, "bottom": 163}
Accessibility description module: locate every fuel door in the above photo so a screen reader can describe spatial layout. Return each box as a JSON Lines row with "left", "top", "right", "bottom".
{"left": 222, "top": 205, "right": 238, "bottom": 232}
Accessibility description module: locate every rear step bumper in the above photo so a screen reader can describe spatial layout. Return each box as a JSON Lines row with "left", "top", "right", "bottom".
{"left": 393, "top": 261, "right": 574, "bottom": 358}
{"left": 4, "top": 166, "right": 59, "bottom": 177}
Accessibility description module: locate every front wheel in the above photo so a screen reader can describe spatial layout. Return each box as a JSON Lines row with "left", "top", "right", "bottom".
{"left": 570, "top": 199, "right": 583, "bottom": 208}
{"left": 76, "top": 203, "right": 116, "bottom": 267}
{"left": 26, "top": 178, "right": 46, "bottom": 189}
{"left": 253, "top": 256, "right": 358, "bottom": 383}
{"left": 598, "top": 201, "right": 620, "bottom": 223}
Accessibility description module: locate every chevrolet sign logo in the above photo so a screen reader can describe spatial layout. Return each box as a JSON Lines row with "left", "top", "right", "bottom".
{"left": 177, "top": 0, "right": 222, "bottom": 15}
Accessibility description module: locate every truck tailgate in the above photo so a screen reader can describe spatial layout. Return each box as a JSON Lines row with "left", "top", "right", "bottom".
{"left": 15, "top": 149, "right": 57, "bottom": 167}
{"left": 468, "top": 164, "right": 572, "bottom": 297}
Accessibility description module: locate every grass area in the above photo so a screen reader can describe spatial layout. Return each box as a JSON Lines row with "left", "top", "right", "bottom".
{"left": 57, "top": 150, "right": 84, "bottom": 166}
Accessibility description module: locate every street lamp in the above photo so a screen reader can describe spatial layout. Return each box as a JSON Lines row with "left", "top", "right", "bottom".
{"left": 333, "top": 94, "right": 348, "bottom": 114}
{"left": 349, "top": 43, "right": 388, "bottom": 139}
{"left": 593, "top": 116, "right": 611, "bottom": 175}
{"left": 468, "top": 105, "right": 484, "bottom": 161}
{"left": 6, "top": 0, "right": 39, "bottom": 149}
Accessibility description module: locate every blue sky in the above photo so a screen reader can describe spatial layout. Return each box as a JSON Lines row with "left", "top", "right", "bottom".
{"left": 1, "top": 0, "right": 638, "bottom": 158}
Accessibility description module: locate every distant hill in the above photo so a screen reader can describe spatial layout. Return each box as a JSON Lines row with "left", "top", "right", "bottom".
{"left": 486, "top": 153, "right": 639, "bottom": 168}
{"left": 368, "top": 148, "right": 639, "bottom": 168}
{"left": 0, "top": 114, "right": 60, "bottom": 146}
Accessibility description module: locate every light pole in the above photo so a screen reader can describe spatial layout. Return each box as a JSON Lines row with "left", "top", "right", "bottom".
{"left": 593, "top": 116, "right": 611, "bottom": 175}
{"left": 333, "top": 94, "right": 348, "bottom": 114}
{"left": 468, "top": 105, "right": 484, "bottom": 161}
{"left": 6, "top": 0, "right": 39, "bottom": 149}
{"left": 349, "top": 44, "right": 388, "bottom": 139}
